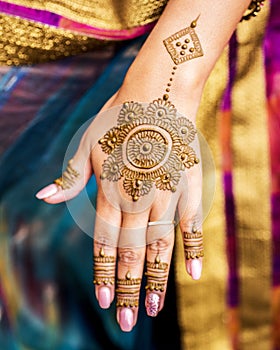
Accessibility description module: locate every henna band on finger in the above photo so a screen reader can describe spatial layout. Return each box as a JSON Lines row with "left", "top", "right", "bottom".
{"left": 183, "top": 227, "right": 204, "bottom": 260}
{"left": 145, "top": 254, "right": 168, "bottom": 292}
{"left": 116, "top": 271, "right": 141, "bottom": 308}
{"left": 93, "top": 247, "right": 115, "bottom": 286}
{"left": 54, "top": 159, "right": 80, "bottom": 190}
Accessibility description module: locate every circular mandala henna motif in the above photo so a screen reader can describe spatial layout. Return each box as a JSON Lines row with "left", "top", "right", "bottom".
{"left": 126, "top": 129, "right": 168, "bottom": 169}
{"left": 99, "top": 99, "right": 199, "bottom": 201}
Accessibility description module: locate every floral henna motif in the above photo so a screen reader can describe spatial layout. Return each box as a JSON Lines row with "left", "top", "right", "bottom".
{"left": 118, "top": 101, "right": 144, "bottom": 124}
{"left": 98, "top": 17, "right": 204, "bottom": 201}
{"left": 98, "top": 98, "right": 199, "bottom": 201}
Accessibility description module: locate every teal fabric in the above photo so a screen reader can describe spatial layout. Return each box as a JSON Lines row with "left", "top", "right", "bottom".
{"left": 0, "top": 38, "right": 158, "bottom": 350}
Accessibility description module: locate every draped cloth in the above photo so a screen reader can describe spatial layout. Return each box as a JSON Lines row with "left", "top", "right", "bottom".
{"left": 0, "top": 39, "right": 182, "bottom": 350}
{"left": 176, "top": 2, "right": 280, "bottom": 349}
{"left": 0, "top": 1, "right": 280, "bottom": 349}
{"left": 0, "top": 0, "right": 168, "bottom": 65}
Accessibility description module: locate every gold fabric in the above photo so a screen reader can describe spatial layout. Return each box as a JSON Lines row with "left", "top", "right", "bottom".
{"left": 2, "top": 0, "right": 168, "bottom": 29}
{"left": 272, "top": 287, "right": 280, "bottom": 347}
{"left": 0, "top": 14, "right": 108, "bottom": 65}
{"left": 233, "top": 5, "right": 272, "bottom": 349}
{"left": 175, "top": 50, "right": 230, "bottom": 350}
{"left": 175, "top": 4, "right": 272, "bottom": 349}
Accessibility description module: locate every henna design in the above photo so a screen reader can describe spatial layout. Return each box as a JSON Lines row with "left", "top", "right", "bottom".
{"left": 99, "top": 99, "right": 199, "bottom": 201}
{"left": 145, "top": 254, "right": 168, "bottom": 292}
{"left": 93, "top": 247, "right": 115, "bottom": 286}
{"left": 54, "top": 159, "right": 80, "bottom": 190}
{"left": 183, "top": 227, "right": 204, "bottom": 260}
{"left": 98, "top": 17, "right": 204, "bottom": 202}
{"left": 116, "top": 271, "right": 141, "bottom": 308}
{"left": 241, "top": 1, "right": 265, "bottom": 21}
{"left": 163, "top": 16, "right": 203, "bottom": 65}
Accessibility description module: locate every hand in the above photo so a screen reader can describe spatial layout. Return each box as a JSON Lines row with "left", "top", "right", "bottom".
{"left": 36, "top": 92, "right": 204, "bottom": 332}
{"left": 35, "top": 0, "right": 251, "bottom": 331}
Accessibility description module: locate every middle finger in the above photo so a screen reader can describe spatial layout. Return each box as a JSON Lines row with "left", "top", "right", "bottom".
{"left": 116, "top": 211, "right": 149, "bottom": 332}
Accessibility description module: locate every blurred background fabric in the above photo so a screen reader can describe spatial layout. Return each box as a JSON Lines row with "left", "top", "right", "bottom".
{"left": 0, "top": 0, "right": 280, "bottom": 349}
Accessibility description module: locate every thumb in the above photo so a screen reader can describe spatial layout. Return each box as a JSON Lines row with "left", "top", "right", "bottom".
{"left": 35, "top": 155, "right": 92, "bottom": 204}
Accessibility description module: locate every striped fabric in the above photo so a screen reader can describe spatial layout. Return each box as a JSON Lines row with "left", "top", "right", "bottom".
{"left": 176, "top": 1, "right": 280, "bottom": 349}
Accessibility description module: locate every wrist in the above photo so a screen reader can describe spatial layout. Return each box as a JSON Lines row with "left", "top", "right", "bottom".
{"left": 119, "top": 59, "right": 205, "bottom": 122}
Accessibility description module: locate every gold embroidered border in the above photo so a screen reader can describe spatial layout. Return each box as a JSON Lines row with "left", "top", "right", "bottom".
{"left": 0, "top": 14, "right": 108, "bottom": 65}
{"left": 232, "top": 4, "right": 272, "bottom": 349}
{"left": 2, "top": 0, "right": 167, "bottom": 30}
{"left": 175, "top": 50, "right": 230, "bottom": 349}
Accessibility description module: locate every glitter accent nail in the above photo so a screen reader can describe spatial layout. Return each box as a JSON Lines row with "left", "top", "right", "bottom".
{"left": 146, "top": 293, "right": 160, "bottom": 317}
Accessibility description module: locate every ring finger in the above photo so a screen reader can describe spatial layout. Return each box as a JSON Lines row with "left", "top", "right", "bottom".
{"left": 145, "top": 222, "right": 174, "bottom": 317}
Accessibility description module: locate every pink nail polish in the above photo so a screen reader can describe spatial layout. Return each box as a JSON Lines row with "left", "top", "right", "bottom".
{"left": 98, "top": 287, "right": 111, "bottom": 309}
{"left": 119, "top": 308, "right": 134, "bottom": 332}
{"left": 186, "top": 261, "right": 191, "bottom": 275}
{"left": 191, "top": 259, "right": 202, "bottom": 280}
{"left": 146, "top": 293, "right": 160, "bottom": 317}
{"left": 35, "top": 184, "right": 58, "bottom": 199}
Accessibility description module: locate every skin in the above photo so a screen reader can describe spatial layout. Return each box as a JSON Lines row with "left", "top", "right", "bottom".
{"left": 36, "top": 0, "right": 252, "bottom": 332}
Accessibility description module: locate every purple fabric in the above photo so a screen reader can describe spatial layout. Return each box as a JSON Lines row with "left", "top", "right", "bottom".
{"left": 264, "top": 0, "right": 280, "bottom": 287}
{"left": 221, "top": 34, "right": 239, "bottom": 307}
{"left": 0, "top": 1, "right": 60, "bottom": 26}
{"left": 224, "top": 172, "right": 239, "bottom": 307}
{"left": 271, "top": 194, "right": 280, "bottom": 285}
{"left": 222, "top": 33, "right": 238, "bottom": 111}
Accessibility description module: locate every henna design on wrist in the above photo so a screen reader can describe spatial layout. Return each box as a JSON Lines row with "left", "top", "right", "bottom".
{"left": 163, "top": 15, "right": 203, "bottom": 66}
{"left": 162, "top": 16, "right": 203, "bottom": 102}
{"left": 99, "top": 16, "right": 203, "bottom": 202}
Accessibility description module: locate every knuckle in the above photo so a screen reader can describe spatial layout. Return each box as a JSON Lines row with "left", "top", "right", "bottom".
{"left": 94, "top": 234, "right": 118, "bottom": 249}
{"left": 118, "top": 248, "right": 142, "bottom": 264}
{"left": 148, "top": 236, "right": 172, "bottom": 252}
{"left": 180, "top": 214, "right": 202, "bottom": 232}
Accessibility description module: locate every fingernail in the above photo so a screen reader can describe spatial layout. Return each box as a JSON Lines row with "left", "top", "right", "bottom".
{"left": 191, "top": 259, "right": 202, "bottom": 280}
{"left": 119, "top": 308, "right": 134, "bottom": 332}
{"left": 146, "top": 293, "right": 160, "bottom": 317}
{"left": 98, "top": 287, "right": 111, "bottom": 309}
{"left": 36, "top": 184, "right": 58, "bottom": 199}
